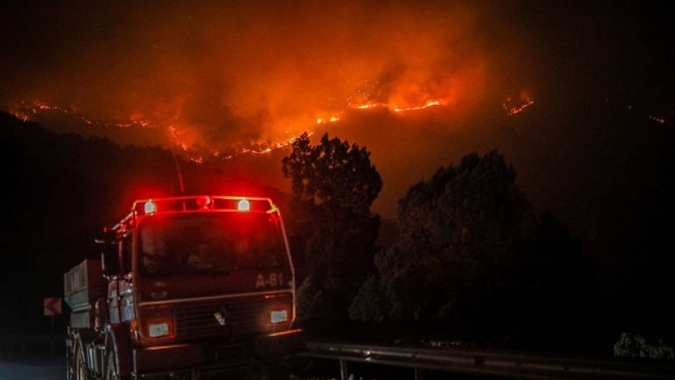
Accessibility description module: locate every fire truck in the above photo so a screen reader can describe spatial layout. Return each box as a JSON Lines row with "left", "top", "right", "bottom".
{"left": 63, "top": 195, "right": 304, "bottom": 380}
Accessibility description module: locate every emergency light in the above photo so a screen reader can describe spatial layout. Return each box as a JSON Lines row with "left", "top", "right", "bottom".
{"left": 144, "top": 200, "right": 157, "bottom": 214}
{"left": 237, "top": 199, "right": 250, "bottom": 211}
{"left": 130, "top": 195, "right": 277, "bottom": 217}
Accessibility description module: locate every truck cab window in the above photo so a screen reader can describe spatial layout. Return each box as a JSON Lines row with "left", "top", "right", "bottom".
{"left": 138, "top": 212, "right": 285, "bottom": 277}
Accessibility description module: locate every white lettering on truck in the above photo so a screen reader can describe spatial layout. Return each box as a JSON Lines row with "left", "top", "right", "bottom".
{"left": 256, "top": 273, "right": 284, "bottom": 288}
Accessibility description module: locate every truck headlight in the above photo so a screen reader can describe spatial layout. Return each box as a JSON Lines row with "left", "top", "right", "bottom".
{"left": 264, "top": 293, "right": 293, "bottom": 330}
{"left": 148, "top": 321, "right": 171, "bottom": 338}
{"left": 270, "top": 309, "right": 289, "bottom": 324}
{"left": 141, "top": 305, "right": 175, "bottom": 339}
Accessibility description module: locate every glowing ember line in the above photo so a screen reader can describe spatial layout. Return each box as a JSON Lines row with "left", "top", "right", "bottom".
{"left": 356, "top": 103, "right": 380, "bottom": 109}
{"left": 392, "top": 101, "right": 441, "bottom": 113}
{"left": 605, "top": 98, "right": 672, "bottom": 127}
{"left": 325, "top": 99, "right": 445, "bottom": 120}
{"left": 649, "top": 115, "right": 666, "bottom": 125}
{"left": 503, "top": 96, "right": 535, "bottom": 116}
{"left": 14, "top": 101, "right": 151, "bottom": 129}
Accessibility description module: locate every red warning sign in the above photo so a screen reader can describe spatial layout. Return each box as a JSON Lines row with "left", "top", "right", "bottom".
{"left": 44, "top": 297, "right": 62, "bottom": 316}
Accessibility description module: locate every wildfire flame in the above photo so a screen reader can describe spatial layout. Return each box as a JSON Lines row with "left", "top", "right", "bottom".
{"left": 12, "top": 91, "right": 454, "bottom": 163}
{"left": 14, "top": 80, "right": 549, "bottom": 166}
{"left": 1, "top": 1, "right": 562, "bottom": 168}
{"left": 13, "top": 87, "right": 547, "bottom": 164}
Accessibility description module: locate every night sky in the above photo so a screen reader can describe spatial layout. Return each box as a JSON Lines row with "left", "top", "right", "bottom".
{"left": 1, "top": 1, "right": 674, "bottom": 337}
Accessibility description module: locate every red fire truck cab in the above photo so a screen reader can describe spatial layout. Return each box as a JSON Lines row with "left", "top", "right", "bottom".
{"left": 64, "top": 195, "right": 304, "bottom": 380}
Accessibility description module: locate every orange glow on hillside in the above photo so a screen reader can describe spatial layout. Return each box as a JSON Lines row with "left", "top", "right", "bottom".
{"left": 13, "top": 88, "right": 464, "bottom": 163}
{"left": 2, "top": 1, "right": 495, "bottom": 161}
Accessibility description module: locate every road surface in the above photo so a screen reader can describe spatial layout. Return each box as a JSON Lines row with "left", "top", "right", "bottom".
{"left": 0, "top": 356, "right": 64, "bottom": 380}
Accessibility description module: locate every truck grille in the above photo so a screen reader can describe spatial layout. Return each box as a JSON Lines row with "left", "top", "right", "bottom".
{"left": 173, "top": 293, "right": 291, "bottom": 341}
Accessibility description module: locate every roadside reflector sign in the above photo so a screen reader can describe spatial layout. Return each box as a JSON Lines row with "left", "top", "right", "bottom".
{"left": 44, "top": 297, "right": 62, "bottom": 316}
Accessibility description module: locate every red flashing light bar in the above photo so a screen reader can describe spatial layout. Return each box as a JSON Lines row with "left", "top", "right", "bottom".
{"left": 131, "top": 195, "right": 277, "bottom": 216}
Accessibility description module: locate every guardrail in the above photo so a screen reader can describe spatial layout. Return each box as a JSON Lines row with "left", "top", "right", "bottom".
{"left": 301, "top": 341, "right": 675, "bottom": 380}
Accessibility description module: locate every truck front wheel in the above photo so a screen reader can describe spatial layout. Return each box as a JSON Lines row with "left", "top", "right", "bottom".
{"left": 75, "top": 345, "right": 89, "bottom": 380}
{"left": 105, "top": 351, "right": 129, "bottom": 380}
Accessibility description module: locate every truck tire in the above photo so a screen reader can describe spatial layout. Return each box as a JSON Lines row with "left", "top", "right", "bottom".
{"left": 105, "top": 350, "right": 129, "bottom": 380}
{"left": 65, "top": 344, "right": 74, "bottom": 380}
{"left": 75, "top": 345, "right": 89, "bottom": 380}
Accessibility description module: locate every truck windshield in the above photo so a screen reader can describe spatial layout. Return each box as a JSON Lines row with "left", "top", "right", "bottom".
{"left": 138, "top": 212, "right": 285, "bottom": 277}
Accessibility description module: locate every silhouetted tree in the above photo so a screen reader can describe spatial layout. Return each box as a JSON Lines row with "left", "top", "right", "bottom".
{"left": 282, "top": 132, "right": 382, "bottom": 331}
{"left": 282, "top": 132, "right": 381, "bottom": 214}
{"left": 350, "top": 150, "right": 599, "bottom": 351}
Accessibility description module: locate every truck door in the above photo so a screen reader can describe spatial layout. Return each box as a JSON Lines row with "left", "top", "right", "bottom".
{"left": 119, "top": 232, "right": 135, "bottom": 323}
{"left": 108, "top": 233, "right": 132, "bottom": 324}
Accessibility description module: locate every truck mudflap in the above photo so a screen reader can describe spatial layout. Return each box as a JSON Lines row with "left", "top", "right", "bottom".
{"left": 131, "top": 329, "right": 304, "bottom": 377}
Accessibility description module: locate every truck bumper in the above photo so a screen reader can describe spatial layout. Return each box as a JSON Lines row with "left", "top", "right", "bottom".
{"left": 132, "top": 343, "right": 206, "bottom": 375}
{"left": 131, "top": 328, "right": 305, "bottom": 377}
{"left": 253, "top": 328, "right": 306, "bottom": 357}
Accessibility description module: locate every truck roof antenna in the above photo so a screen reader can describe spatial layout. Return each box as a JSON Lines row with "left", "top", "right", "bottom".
{"left": 171, "top": 149, "right": 185, "bottom": 196}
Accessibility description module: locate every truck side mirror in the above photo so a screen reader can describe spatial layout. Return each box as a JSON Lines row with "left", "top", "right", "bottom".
{"left": 97, "top": 229, "right": 119, "bottom": 276}
{"left": 101, "top": 248, "right": 120, "bottom": 276}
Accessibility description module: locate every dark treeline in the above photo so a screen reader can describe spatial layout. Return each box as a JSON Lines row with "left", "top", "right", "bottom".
{"left": 1, "top": 113, "right": 172, "bottom": 335}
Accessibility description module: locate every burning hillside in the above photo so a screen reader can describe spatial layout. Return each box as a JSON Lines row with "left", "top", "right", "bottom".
{"left": 1, "top": 0, "right": 535, "bottom": 162}
{"left": 12, "top": 81, "right": 522, "bottom": 163}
